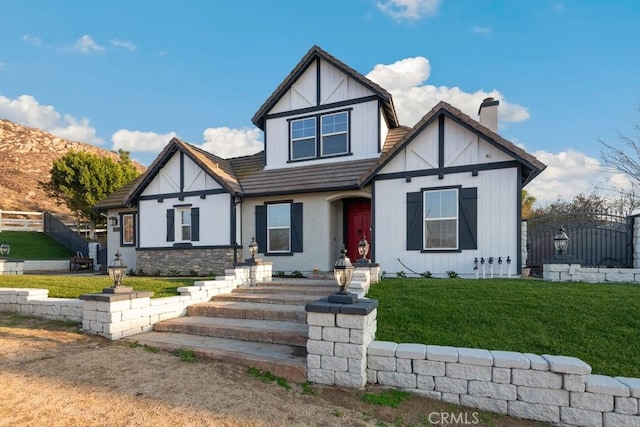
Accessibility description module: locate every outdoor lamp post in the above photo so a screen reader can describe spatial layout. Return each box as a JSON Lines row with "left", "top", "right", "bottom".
{"left": 107, "top": 251, "right": 127, "bottom": 288}
{"left": 333, "top": 245, "right": 354, "bottom": 294}
{"left": 0, "top": 242, "right": 10, "bottom": 257}
{"left": 554, "top": 227, "right": 569, "bottom": 255}
{"left": 357, "top": 235, "right": 370, "bottom": 262}
{"left": 248, "top": 237, "right": 259, "bottom": 261}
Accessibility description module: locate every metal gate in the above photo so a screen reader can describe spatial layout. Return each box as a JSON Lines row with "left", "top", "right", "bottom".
{"left": 526, "top": 212, "right": 633, "bottom": 268}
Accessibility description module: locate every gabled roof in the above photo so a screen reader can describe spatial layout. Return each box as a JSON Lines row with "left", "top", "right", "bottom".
{"left": 124, "top": 138, "right": 243, "bottom": 203}
{"left": 251, "top": 45, "right": 399, "bottom": 131}
{"left": 359, "top": 101, "right": 546, "bottom": 187}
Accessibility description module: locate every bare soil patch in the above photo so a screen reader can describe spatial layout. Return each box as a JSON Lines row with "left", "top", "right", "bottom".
{"left": 0, "top": 313, "right": 547, "bottom": 426}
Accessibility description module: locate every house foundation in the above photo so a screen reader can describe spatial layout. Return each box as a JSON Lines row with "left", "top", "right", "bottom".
{"left": 136, "top": 247, "right": 241, "bottom": 276}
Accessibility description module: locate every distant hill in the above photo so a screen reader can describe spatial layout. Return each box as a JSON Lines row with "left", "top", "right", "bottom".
{"left": 0, "top": 119, "right": 146, "bottom": 215}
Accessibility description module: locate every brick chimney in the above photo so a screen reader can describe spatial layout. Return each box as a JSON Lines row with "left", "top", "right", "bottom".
{"left": 478, "top": 97, "right": 499, "bottom": 133}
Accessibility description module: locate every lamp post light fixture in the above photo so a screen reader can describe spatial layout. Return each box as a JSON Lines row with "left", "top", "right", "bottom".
{"left": 333, "top": 245, "right": 354, "bottom": 294}
{"left": 357, "top": 235, "right": 370, "bottom": 263}
{"left": 248, "top": 237, "right": 259, "bottom": 261}
{"left": 554, "top": 227, "right": 569, "bottom": 255}
{"left": 107, "top": 251, "right": 128, "bottom": 288}
{"left": 0, "top": 242, "right": 10, "bottom": 257}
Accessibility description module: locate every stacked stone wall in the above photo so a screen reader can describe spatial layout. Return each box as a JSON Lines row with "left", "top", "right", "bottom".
{"left": 136, "top": 247, "right": 240, "bottom": 276}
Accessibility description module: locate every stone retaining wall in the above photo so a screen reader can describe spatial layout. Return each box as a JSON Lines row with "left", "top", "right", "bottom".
{"left": 366, "top": 341, "right": 639, "bottom": 426}
{"left": 0, "top": 259, "right": 24, "bottom": 275}
{"left": 23, "top": 260, "right": 70, "bottom": 272}
{"left": 544, "top": 263, "right": 640, "bottom": 283}
{"left": 0, "top": 288, "right": 83, "bottom": 321}
{"left": 136, "top": 247, "right": 241, "bottom": 276}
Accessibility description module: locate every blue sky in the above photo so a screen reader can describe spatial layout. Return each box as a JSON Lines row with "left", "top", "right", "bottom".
{"left": 1, "top": 0, "right": 639, "bottom": 204}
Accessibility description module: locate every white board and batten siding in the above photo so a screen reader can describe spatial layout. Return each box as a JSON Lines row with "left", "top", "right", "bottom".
{"left": 106, "top": 208, "right": 137, "bottom": 271}
{"left": 137, "top": 151, "right": 231, "bottom": 248}
{"left": 444, "top": 119, "right": 513, "bottom": 167}
{"left": 375, "top": 168, "right": 519, "bottom": 277}
{"left": 265, "top": 100, "right": 381, "bottom": 168}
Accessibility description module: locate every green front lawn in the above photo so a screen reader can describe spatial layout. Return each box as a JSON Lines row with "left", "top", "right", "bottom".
{"left": 0, "top": 275, "right": 200, "bottom": 298}
{"left": 368, "top": 278, "right": 640, "bottom": 378}
{"left": 0, "top": 231, "right": 73, "bottom": 259}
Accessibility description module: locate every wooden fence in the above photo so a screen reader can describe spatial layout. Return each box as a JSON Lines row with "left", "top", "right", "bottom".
{"left": 0, "top": 210, "right": 44, "bottom": 232}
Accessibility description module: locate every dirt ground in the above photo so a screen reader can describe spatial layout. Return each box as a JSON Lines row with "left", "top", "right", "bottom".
{"left": 0, "top": 313, "right": 548, "bottom": 427}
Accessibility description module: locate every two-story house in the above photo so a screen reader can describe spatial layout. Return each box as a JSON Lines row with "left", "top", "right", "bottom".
{"left": 95, "top": 45, "right": 545, "bottom": 278}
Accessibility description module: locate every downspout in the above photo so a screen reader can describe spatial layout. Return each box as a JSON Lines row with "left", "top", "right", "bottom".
{"left": 233, "top": 195, "right": 243, "bottom": 266}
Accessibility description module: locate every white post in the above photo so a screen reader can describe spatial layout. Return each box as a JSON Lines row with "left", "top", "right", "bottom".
{"left": 0, "top": 210, "right": 3, "bottom": 233}
{"left": 481, "top": 258, "right": 486, "bottom": 279}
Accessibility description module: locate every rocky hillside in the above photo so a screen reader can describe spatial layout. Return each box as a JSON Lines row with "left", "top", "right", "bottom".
{"left": 0, "top": 119, "right": 145, "bottom": 215}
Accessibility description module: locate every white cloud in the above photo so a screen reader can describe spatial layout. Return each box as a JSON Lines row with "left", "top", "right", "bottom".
{"left": 112, "top": 130, "right": 178, "bottom": 152}
{"left": 72, "top": 35, "right": 105, "bottom": 54}
{"left": 111, "top": 127, "right": 263, "bottom": 159}
{"left": 525, "top": 148, "right": 631, "bottom": 205}
{"left": 110, "top": 39, "right": 137, "bottom": 52}
{"left": 0, "top": 94, "right": 103, "bottom": 145}
{"left": 22, "top": 34, "right": 43, "bottom": 47}
{"left": 377, "top": 0, "right": 441, "bottom": 21}
{"left": 158, "top": 50, "right": 169, "bottom": 57}
{"left": 366, "top": 56, "right": 530, "bottom": 126}
{"left": 201, "top": 127, "right": 263, "bottom": 158}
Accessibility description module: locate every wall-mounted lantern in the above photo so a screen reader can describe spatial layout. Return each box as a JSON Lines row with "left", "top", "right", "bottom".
{"left": 108, "top": 216, "right": 118, "bottom": 227}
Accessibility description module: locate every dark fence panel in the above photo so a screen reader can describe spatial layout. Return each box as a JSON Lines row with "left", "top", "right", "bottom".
{"left": 43, "top": 212, "right": 89, "bottom": 257}
{"left": 526, "top": 212, "right": 632, "bottom": 268}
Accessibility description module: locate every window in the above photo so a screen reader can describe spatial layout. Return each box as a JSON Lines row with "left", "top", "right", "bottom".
{"left": 179, "top": 208, "right": 191, "bottom": 241}
{"left": 291, "top": 117, "right": 316, "bottom": 160}
{"left": 166, "top": 207, "right": 200, "bottom": 243}
{"left": 321, "top": 112, "right": 348, "bottom": 156}
{"left": 267, "top": 204, "right": 291, "bottom": 252}
{"left": 289, "top": 110, "right": 350, "bottom": 161}
{"left": 255, "top": 203, "right": 303, "bottom": 255}
{"left": 122, "top": 213, "right": 135, "bottom": 246}
{"left": 406, "top": 187, "right": 477, "bottom": 252}
{"left": 424, "top": 189, "right": 458, "bottom": 249}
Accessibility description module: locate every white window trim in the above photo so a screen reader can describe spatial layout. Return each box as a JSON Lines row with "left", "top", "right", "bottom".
{"left": 290, "top": 118, "right": 317, "bottom": 160}
{"left": 267, "top": 203, "right": 291, "bottom": 253}
{"left": 423, "top": 188, "right": 459, "bottom": 250}
{"left": 176, "top": 207, "right": 192, "bottom": 242}
{"left": 320, "top": 111, "right": 349, "bottom": 157}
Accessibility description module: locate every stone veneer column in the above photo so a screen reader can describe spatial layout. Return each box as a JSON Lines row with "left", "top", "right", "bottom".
{"left": 305, "top": 297, "right": 377, "bottom": 388}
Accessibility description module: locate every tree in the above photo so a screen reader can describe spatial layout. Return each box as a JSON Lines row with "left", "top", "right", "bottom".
{"left": 42, "top": 149, "right": 139, "bottom": 235}
{"left": 521, "top": 189, "right": 536, "bottom": 219}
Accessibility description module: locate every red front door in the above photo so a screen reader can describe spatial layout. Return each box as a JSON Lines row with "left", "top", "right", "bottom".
{"left": 345, "top": 199, "right": 372, "bottom": 262}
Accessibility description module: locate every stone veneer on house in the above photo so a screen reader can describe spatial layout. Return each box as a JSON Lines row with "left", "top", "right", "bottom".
{"left": 136, "top": 247, "right": 241, "bottom": 276}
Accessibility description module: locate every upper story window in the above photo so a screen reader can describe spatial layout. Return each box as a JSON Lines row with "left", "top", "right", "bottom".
{"left": 424, "top": 188, "right": 458, "bottom": 250}
{"left": 291, "top": 117, "right": 316, "bottom": 160}
{"left": 321, "top": 112, "right": 348, "bottom": 156}
{"left": 289, "top": 109, "right": 351, "bottom": 162}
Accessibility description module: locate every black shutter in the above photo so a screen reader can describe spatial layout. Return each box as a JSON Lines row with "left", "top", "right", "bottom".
{"left": 291, "top": 202, "right": 303, "bottom": 253}
{"left": 191, "top": 207, "right": 200, "bottom": 241}
{"left": 459, "top": 187, "right": 478, "bottom": 250}
{"left": 166, "top": 209, "right": 175, "bottom": 242}
{"left": 406, "top": 192, "right": 423, "bottom": 250}
{"left": 255, "top": 205, "right": 266, "bottom": 254}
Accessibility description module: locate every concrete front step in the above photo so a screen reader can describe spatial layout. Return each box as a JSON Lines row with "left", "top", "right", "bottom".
{"left": 124, "top": 331, "right": 307, "bottom": 383}
{"left": 232, "top": 286, "right": 332, "bottom": 296}
{"left": 188, "top": 300, "right": 307, "bottom": 323}
{"left": 154, "top": 316, "right": 308, "bottom": 347}
{"left": 214, "top": 292, "right": 324, "bottom": 305}
{"left": 258, "top": 279, "right": 337, "bottom": 289}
